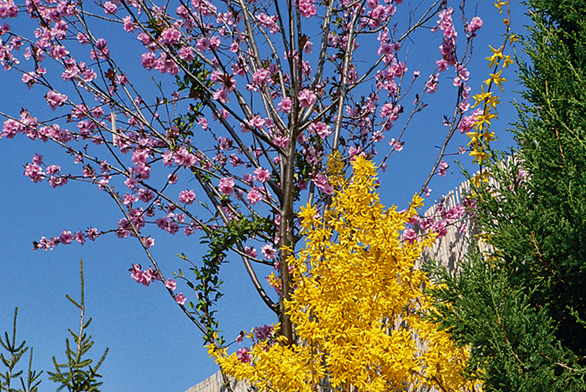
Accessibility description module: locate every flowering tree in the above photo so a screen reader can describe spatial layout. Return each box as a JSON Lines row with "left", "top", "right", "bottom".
{"left": 0, "top": 0, "right": 512, "bottom": 386}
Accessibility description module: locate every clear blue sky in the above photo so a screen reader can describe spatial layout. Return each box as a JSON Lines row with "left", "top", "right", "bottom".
{"left": 0, "top": 1, "right": 529, "bottom": 391}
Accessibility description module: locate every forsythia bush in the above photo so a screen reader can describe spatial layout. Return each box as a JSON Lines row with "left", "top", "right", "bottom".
{"left": 211, "top": 157, "right": 480, "bottom": 392}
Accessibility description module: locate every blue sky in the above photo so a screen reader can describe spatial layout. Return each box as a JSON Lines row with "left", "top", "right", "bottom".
{"left": 0, "top": 1, "right": 530, "bottom": 391}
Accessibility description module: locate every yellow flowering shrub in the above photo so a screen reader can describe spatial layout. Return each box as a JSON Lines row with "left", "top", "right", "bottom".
{"left": 212, "top": 157, "right": 480, "bottom": 392}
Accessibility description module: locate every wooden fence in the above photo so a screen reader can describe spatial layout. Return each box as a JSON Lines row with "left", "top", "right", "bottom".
{"left": 418, "top": 178, "right": 475, "bottom": 273}
{"left": 185, "top": 371, "right": 248, "bottom": 392}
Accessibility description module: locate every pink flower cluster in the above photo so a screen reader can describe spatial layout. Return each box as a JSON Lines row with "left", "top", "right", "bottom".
{"left": 219, "top": 177, "right": 235, "bottom": 196}
{"left": 437, "top": 160, "right": 449, "bottom": 177}
{"left": 178, "top": 189, "right": 196, "bottom": 205}
{"left": 45, "top": 90, "right": 67, "bottom": 110}
{"left": 458, "top": 108, "right": 483, "bottom": 134}
{"left": 437, "top": 8, "right": 457, "bottom": 67}
{"left": 466, "top": 16, "right": 483, "bottom": 36}
{"left": 130, "top": 264, "right": 160, "bottom": 287}
{"left": 237, "top": 347, "right": 252, "bottom": 363}
{"left": 403, "top": 228, "right": 417, "bottom": 244}
{"left": 0, "top": 0, "right": 18, "bottom": 18}
{"left": 296, "top": 0, "right": 316, "bottom": 18}
{"left": 175, "top": 292, "right": 187, "bottom": 305}
{"left": 256, "top": 13, "right": 280, "bottom": 34}
{"left": 33, "top": 228, "right": 98, "bottom": 251}
{"left": 298, "top": 89, "right": 316, "bottom": 108}
{"left": 254, "top": 324, "right": 274, "bottom": 341}
{"left": 261, "top": 244, "right": 276, "bottom": 260}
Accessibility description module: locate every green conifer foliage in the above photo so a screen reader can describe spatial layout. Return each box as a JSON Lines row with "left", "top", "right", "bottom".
{"left": 428, "top": 1, "right": 586, "bottom": 390}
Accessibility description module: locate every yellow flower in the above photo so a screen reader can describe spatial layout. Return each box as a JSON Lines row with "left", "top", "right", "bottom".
{"left": 486, "top": 45, "right": 504, "bottom": 68}
{"left": 471, "top": 149, "right": 491, "bottom": 165}
{"left": 494, "top": 0, "right": 507, "bottom": 13}
{"left": 485, "top": 70, "right": 508, "bottom": 91}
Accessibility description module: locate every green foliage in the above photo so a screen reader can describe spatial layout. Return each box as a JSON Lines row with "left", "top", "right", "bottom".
{"left": 427, "top": 251, "right": 585, "bottom": 391}
{"left": 0, "top": 309, "right": 42, "bottom": 392}
{"left": 427, "top": 0, "right": 586, "bottom": 390}
{"left": 178, "top": 214, "right": 274, "bottom": 345}
{"left": 48, "top": 260, "right": 108, "bottom": 392}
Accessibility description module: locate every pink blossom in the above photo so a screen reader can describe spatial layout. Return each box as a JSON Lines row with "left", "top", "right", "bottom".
{"left": 425, "top": 73, "right": 439, "bottom": 94}
{"left": 74, "top": 230, "right": 85, "bottom": 245}
{"left": 298, "top": 89, "right": 317, "bottom": 108}
{"left": 77, "top": 33, "right": 90, "bottom": 44}
{"left": 91, "top": 38, "right": 110, "bottom": 59}
{"left": 175, "top": 292, "right": 187, "bottom": 305}
{"left": 138, "top": 188, "right": 154, "bottom": 203}
{"left": 277, "top": 97, "right": 292, "bottom": 113}
{"left": 50, "top": 45, "right": 68, "bottom": 60}
{"left": 178, "top": 46, "right": 195, "bottom": 62}
{"left": 159, "top": 28, "right": 182, "bottom": 45}
{"left": 313, "top": 174, "right": 334, "bottom": 195}
{"left": 246, "top": 188, "right": 263, "bottom": 205}
{"left": 254, "top": 325, "right": 274, "bottom": 341}
{"left": 297, "top": 0, "right": 316, "bottom": 18}
{"left": 438, "top": 160, "right": 449, "bottom": 177}
{"left": 24, "top": 163, "right": 44, "bottom": 183}
{"left": 178, "top": 189, "right": 196, "bottom": 204}
{"left": 123, "top": 16, "right": 135, "bottom": 32}
{"left": 436, "top": 59, "right": 448, "bottom": 72}
{"left": 273, "top": 136, "right": 289, "bottom": 149}
{"left": 308, "top": 121, "right": 331, "bottom": 140}
{"left": 256, "top": 13, "right": 280, "bottom": 34}
{"left": 420, "top": 217, "right": 433, "bottom": 231}
{"left": 196, "top": 37, "right": 210, "bottom": 52}
{"left": 432, "top": 220, "right": 448, "bottom": 238}
{"left": 254, "top": 167, "right": 270, "bottom": 183}
{"left": 403, "top": 228, "right": 417, "bottom": 244}
{"left": 86, "top": 228, "right": 98, "bottom": 241}
{"left": 46, "top": 90, "right": 68, "bottom": 110}
{"left": 103, "top": 1, "right": 117, "bottom": 14}
{"left": 59, "top": 230, "right": 73, "bottom": 245}
{"left": 2, "top": 119, "right": 21, "bottom": 138}
{"left": 458, "top": 108, "right": 482, "bottom": 133}
{"left": 49, "top": 176, "right": 68, "bottom": 188}
{"left": 209, "top": 36, "right": 221, "bottom": 50}
{"left": 467, "top": 16, "right": 483, "bottom": 35}
{"left": 445, "top": 205, "right": 466, "bottom": 222}
{"left": 348, "top": 146, "right": 362, "bottom": 157}
{"left": 235, "top": 332, "right": 244, "bottom": 343}
{"left": 389, "top": 139, "right": 403, "bottom": 151}
{"left": 378, "top": 43, "right": 393, "bottom": 57}
{"left": 218, "top": 177, "right": 235, "bottom": 196}
{"left": 261, "top": 244, "right": 277, "bottom": 260}
{"left": 425, "top": 187, "right": 432, "bottom": 198}
{"left": 141, "top": 52, "right": 157, "bottom": 70}
{"left": 236, "top": 347, "right": 252, "bottom": 363}
{"left": 0, "top": 0, "right": 18, "bottom": 18}
{"left": 32, "top": 154, "right": 43, "bottom": 164}
{"left": 251, "top": 68, "right": 271, "bottom": 86}
{"left": 130, "top": 264, "right": 153, "bottom": 287}
{"left": 244, "top": 246, "right": 257, "bottom": 258}
{"left": 165, "top": 278, "right": 177, "bottom": 291}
